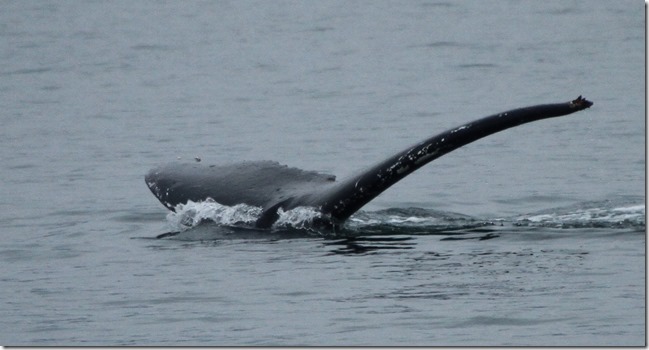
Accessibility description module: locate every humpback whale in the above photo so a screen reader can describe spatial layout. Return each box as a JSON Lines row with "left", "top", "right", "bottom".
{"left": 145, "top": 96, "right": 593, "bottom": 229}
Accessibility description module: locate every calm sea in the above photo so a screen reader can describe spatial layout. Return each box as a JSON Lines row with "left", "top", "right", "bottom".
{"left": 0, "top": 0, "right": 645, "bottom": 346}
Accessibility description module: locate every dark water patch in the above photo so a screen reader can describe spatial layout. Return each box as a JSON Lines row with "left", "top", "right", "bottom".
{"left": 130, "top": 44, "right": 173, "bottom": 51}
{"left": 101, "top": 295, "right": 231, "bottom": 308}
{"left": 539, "top": 6, "right": 582, "bottom": 16}
{"left": 40, "top": 85, "right": 61, "bottom": 91}
{"left": 7, "top": 163, "right": 38, "bottom": 170}
{"left": 308, "top": 66, "right": 343, "bottom": 74}
{"left": 0, "top": 249, "right": 38, "bottom": 263}
{"left": 2, "top": 67, "right": 53, "bottom": 76}
{"left": 114, "top": 211, "right": 166, "bottom": 223}
{"left": 418, "top": 2, "right": 455, "bottom": 8}
{"left": 323, "top": 236, "right": 416, "bottom": 255}
{"left": 451, "top": 315, "right": 572, "bottom": 328}
{"left": 440, "top": 232, "right": 500, "bottom": 241}
{"left": 273, "top": 291, "right": 318, "bottom": 298}
{"left": 456, "top": 63, "right": 498, "bottom": 69}
{"left": 304, "top": 26, "right": 335, "bottom": 33}
{"left": 149, "top": 223, "right": 318, "bottom": 242}
{"left": 409, "top": 40, "right": 465, "bottom": 49}
{"left": 494, "top": 194, "right": 575, "bottom": 204}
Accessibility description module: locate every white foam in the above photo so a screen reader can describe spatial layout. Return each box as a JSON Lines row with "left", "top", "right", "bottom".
{"left": 273, "top": 206, "right": 328, "bottom": 230}
{"left": 386, "top": 215, "right": 437, "bottom": 225}
{"left": 165, "top": 200, "right": 331, "bottom": 232}
{"left": 166, "top": 199, "right": 262, "bottom": 231}
{"left": 518, "top": 204, "right": 645, "bottom": 227}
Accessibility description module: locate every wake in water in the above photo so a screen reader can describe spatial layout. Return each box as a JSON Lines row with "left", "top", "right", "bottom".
{"left": 514, "top": 201, "right": 645, "bottom": 229}
{"left": 157, "top": 197, "right": 645, "bottom": 240}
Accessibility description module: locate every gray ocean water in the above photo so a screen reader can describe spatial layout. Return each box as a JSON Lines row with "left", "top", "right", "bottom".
{"left": 0, "top": 0, "right": 645, "bottom": 346}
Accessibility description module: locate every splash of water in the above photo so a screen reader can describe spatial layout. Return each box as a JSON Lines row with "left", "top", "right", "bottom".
{"left": 166, "top": 199, "right": 262, "bottom": 231}
{"left": 514, "top": 203, "right": 645, "bottom": 229}
{"left": 165, "top": 199, "right": 330, "bottom": 233}
{"left": 163, "top": 198, "right": 645, "bottom": 235}
{"left": 273, "top": 206, "right": 330, "bottom": 231}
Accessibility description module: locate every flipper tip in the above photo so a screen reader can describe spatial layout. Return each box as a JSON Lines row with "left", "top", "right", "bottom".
{"left": 570, "top": 95, "right": 593, "bottom": 109}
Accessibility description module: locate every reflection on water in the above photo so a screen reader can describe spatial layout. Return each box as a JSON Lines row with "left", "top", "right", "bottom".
{"left": 323, "top": 236, "right": 416, "bottom": 255}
